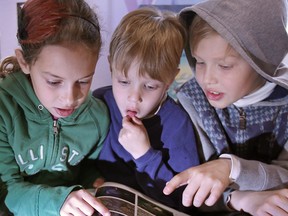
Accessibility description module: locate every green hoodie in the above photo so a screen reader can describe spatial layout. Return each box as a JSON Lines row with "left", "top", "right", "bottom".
{"left": 0, "top": 71, "right": 109, "bottom": 215}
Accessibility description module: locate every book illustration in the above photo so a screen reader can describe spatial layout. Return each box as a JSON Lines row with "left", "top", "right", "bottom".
{"left": 92, "top": 182, "right": 190, "bottom": 216}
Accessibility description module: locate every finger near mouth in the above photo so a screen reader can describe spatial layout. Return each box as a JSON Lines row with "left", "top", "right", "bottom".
{"left": 127, "top": 110, "right": 137, "bottom": 117}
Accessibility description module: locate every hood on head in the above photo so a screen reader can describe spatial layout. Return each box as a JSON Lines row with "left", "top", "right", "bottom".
{"left": 180, "top": 0, "right": 288, "bottom": 89}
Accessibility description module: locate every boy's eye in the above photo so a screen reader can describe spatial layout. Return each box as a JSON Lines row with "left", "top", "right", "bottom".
{"left": 195, "top": 60, "right": 205, "bottom": 68}
{"left": 118, "top": 80, "right": 130, "bottom": 85}
{"left": 219, "top": 65, "right": 232, "bottom": 70}
{"left": 195, "top": 61, "right": 204, "bottom": 65}
{"left": 144, "top": 84, "right": 157, "bottom": 90}
{"left": 194, "top": 57, "right": 203, "bottom": 64}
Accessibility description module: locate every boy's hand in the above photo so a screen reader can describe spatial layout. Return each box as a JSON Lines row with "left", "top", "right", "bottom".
{"left": 60, "top": 189, "right": 110, "bottom": 216}
{"left": 118, "top": 115, "right": 150, "bottom": 159}
{"left": 93, "top": 177, "right": 105, "bottom": 188}
{"left": 230, "top": 189, "right": 288, "bottom": 216}
{"left": 163, "top": 159, "right": 231, "bottom": 207}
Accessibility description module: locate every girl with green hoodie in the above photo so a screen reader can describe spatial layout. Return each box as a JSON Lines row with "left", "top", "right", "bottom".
{"left": 163, "top": 0, "right": 288, "bottom": 215}
{"left": 0, "top": 0, "right": 110, "bottom": 215}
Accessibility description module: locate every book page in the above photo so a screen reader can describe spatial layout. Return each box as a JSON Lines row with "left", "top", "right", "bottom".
{"left": 92, "top": 182, "right": 190, "bottom": 216}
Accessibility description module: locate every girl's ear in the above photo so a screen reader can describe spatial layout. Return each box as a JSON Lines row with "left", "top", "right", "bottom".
{"left": 15, "top": 49, "right": 30, "bottom": 74}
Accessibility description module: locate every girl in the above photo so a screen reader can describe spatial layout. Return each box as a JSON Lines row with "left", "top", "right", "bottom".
{"left": 0, "top": 0, "right": 110, "bottom": 215}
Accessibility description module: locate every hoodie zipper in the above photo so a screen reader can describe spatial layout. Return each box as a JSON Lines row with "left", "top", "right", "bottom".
{"left": 50, "top": 120, "right": 59, "bottom": 165}
{"left": 239, "top": 108, "right": 246, "bottom": 130}
{"left": 53, "top": 120, "right": 59, "bottom": 134}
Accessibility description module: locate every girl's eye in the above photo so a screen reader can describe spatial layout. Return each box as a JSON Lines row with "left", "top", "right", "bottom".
{"left": 78, "top": 79, "right": 91, "bottom": 85}
{"left": 78, "top": 81, "right": 89, "bottom": 86}
{"left": 47, "top": 80, "right": 61, "bottom": 86}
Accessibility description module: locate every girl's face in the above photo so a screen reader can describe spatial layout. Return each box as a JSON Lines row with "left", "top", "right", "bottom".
{"left": 111, "top": 60, "right": 169, "bottom": 119}
{"left": 17, "top": 44, "right": 97, "bottom": 118}
{"left": 193, "top": 34, "right": 265, "bottom": 109}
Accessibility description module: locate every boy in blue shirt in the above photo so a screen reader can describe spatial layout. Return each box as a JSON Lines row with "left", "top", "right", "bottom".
{"left": 93, "top": 6, "right": 199, "bottom": 213}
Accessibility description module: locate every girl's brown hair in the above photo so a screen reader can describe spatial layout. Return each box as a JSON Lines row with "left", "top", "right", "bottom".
{"left": 0, "top": 0, "right": 101, "bottom": 77}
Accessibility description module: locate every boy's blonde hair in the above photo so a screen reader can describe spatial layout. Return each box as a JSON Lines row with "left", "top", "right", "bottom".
{"left": 109, "top": 7, "right": 186, "bottom": 85}
{"left": 189, "top": 15, "right": 232, "bottom": 55}
{"left": 188, "top": 15, "right": 215, "bottom": 53}
{"left": 180, "top": 0, "right": 288, "bottom": 89}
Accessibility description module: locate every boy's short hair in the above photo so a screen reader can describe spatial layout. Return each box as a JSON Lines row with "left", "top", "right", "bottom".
{"left": 188, "top": 15, "right": 215, "bottom": 54}
{"left": 189, "top": 15, "right": 233, "bottom": 56}
{"left": 109, "top": 7, "right": 187, "bottom": 85}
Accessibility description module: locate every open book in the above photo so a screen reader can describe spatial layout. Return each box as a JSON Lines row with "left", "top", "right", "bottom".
{"left": 92, "top": 182, "right": 190, "bottom": 216}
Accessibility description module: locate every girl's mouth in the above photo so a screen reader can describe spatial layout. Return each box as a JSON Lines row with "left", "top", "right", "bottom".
{"left": 55, "top": 108, "right": 75, "bottom": 117}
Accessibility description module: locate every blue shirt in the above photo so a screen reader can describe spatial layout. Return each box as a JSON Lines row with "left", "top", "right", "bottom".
{"left": 93, "top": 86, "right": 199, "bottom": 211}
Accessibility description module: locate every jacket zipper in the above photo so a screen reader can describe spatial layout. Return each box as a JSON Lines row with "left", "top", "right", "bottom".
{"left": 53, "top": 120, "right": 59, "bottom": 134}
{"left": 50, "top": 120, "right": 59, "bottom": 165}
{"left": 239, "top": 108, "right": 246, "bottom": 130}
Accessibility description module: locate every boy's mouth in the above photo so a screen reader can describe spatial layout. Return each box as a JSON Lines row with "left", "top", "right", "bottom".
{"left": 206, "top": 90, "right": 224, "bottom": 101}
{"left": 127, "top": 110, "right": 137, "bottom": 117}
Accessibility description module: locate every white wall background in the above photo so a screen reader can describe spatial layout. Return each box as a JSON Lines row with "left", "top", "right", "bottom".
{"left": 0, "top": 0, "right": 196, "bottom": 90}
{"left": 0, "top": 0, "right": 287, "bottom": 90}
{"left": 0, "top": 0, "right": 132, "bottom": 90}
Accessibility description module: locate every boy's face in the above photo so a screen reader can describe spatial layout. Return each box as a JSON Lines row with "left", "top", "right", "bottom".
{"left": 18, "top": 45, "right": 96, "bottom": 118}
{"left": 193, "top": 34, "right": 265, "bottom": 109}
{"left": 111, "top": 60, "right": 169, "bottom": 119}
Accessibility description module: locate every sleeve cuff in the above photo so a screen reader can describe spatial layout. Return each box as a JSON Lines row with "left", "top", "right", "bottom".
{"left": 219, "top": 154, "right": 241, "bottom": 182}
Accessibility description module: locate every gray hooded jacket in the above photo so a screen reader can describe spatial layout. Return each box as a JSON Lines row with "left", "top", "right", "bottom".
{"left": 177, "top": 0, "right": 288, "bottom": 211}
{"left": 180, "top": 0, "right": 288, "bottom": 88}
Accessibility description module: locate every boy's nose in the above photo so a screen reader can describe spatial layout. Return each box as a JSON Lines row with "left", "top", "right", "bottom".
{"left": 128, "top": 88, "right": 142, "bottom": 103}
{"left": 203, "top": 66, "right": 216, "bottom": 84}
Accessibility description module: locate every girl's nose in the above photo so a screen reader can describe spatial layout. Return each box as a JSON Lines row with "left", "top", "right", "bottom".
{"left": 62, "top": 86, "right": 78, "bottom": 106}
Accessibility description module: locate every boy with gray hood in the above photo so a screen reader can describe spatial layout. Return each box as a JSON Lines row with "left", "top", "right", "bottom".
{"left": 163, "top": 0, "right": 288, "bottom": 215}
